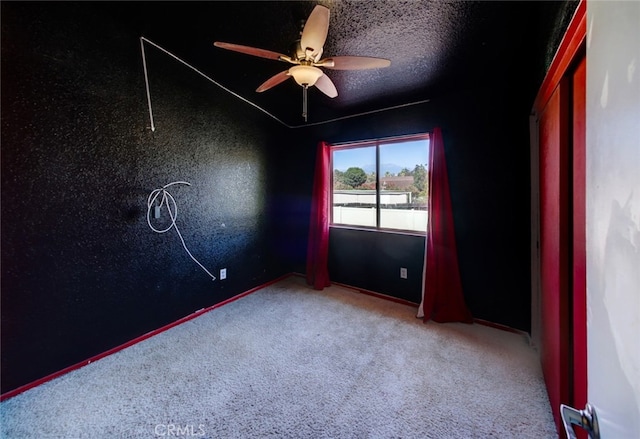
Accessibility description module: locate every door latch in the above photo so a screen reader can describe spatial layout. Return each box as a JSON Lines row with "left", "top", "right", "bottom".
{"left": 560, "top": 403, "right": 600, "bottom": 439}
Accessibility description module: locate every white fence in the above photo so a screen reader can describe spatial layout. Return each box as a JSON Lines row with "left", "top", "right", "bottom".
{"left": 333, "top": 206, "right": 428, "bottom": 232}
{"left": 333, "top": 190, "right": 411, "bottom": 205}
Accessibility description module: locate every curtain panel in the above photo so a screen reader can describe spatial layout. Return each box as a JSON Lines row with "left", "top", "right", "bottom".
{"left": 306, "top": 141, "right": 331, "bottom": 290}
{"left": 418, "top": 128, "right": 473, "bottom": 323}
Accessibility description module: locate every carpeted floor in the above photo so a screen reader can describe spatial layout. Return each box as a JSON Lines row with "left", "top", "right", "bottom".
{"left": 0, "top": 275, "right": 558, "bottom": 438}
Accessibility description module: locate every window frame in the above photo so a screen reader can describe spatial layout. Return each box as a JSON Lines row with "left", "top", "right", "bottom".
{"left": 329, "top": 133, "right": 430, "bottom": 236}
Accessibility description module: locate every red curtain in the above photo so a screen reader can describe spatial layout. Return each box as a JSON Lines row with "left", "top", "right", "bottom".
{"left": 421, "top": 128, "right": 473, "bottom": 323}
{"left": 306, "top": 141, "right": 331, "bottom": 290}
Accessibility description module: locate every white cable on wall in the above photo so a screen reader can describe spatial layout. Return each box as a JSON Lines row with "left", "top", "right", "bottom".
{"left": 146, "top": 181, "right": 216, "bottom": 281}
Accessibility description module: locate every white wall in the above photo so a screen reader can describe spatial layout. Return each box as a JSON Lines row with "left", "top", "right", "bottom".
{"left": 587, "top": 1, "right": 640, "bottom": 436}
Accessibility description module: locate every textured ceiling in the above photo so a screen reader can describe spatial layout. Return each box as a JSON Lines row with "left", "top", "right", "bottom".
{"left": 132, "top": 1, "right": 578, "bottom": 126}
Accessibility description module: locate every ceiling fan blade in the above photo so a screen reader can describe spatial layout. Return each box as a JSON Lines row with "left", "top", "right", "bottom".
{"left": 314, "top": 74, "right": 338, "bottom": 98}
{"left": 214, "top": 42, "right": 288, "bottom": 61}
{"left": 300, "top": 5, "right": 329, "bottom": 61}
{"left": 320, "top": 56, "right": 391, "bottom": 70}
{"left": 256, "top": 70, "right": 291, "bottom": 92}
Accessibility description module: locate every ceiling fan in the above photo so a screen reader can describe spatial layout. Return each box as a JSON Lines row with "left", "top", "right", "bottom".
{"left": 214, "top": 5, "right": 391, "bottom": 121}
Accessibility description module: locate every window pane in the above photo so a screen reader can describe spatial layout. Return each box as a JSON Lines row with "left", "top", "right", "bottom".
{"left": 332, "top": 146, "right": 377, "bottom": 227}
{"left": 379, "top": 139, "right": 429, "bottom": 232}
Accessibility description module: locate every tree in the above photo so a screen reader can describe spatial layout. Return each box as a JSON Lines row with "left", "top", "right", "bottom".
{"left": 333, "top": 169, "right": 349, "bottom": 190}
{"left": 342, "top": 167, "right": 367, "bottom": 188}
{"left": 366, "top": 171, "right": 376, "bottom": 185}
{"left": 413, "top": 164, "right": 427, "bottom": 192}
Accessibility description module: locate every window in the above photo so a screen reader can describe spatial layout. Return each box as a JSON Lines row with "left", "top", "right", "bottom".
{"left": 330, "top": 134, "right": 429, "bottom": 233}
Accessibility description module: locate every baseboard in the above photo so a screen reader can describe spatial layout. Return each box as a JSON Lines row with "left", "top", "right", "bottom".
{"left": 473, "top": 318, "right": 532, "bottom": 344}
{"left": 335, "top": 282, "right": 421, "bottom": 308}
{"left": 2, "top": 272, "right": 531, "bottom": 401}
{"left": 294, "top": 273, "right": 531, "bottom": 342}
{"left": 291, "top": 272, "right": 420, "bottom": 308}
{"left": 0, "top": 273, "right": 293, "bottom": 402}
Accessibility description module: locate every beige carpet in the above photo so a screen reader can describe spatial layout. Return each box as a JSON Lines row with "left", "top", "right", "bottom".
{"left": 0, "top": 275, "right": 557, "bottom": 438}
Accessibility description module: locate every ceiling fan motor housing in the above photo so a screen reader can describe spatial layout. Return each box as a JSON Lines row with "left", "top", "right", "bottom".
{"left": 291, "top": 40, "right": 322, "bottom": 63}
{"left": 291, "top": 40, "right": 305, "bottom": 61}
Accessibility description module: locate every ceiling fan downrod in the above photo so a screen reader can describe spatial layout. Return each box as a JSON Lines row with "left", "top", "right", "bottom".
{"left": 302, "top": 84, "right": 309, "bottom": 122}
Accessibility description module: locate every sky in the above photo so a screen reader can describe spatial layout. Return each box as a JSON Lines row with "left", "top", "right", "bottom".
{"left": 332, "top": 139, "right": 429, "bottom": 174}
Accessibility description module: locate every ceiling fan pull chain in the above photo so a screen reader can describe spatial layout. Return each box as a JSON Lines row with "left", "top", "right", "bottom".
{"left": 302, "top": 85, "right": 308, "bottom": 122}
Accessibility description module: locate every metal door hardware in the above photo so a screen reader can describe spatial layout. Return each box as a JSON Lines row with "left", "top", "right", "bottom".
{"left": 560, "top": 403, "right": 600, "bottom": 439}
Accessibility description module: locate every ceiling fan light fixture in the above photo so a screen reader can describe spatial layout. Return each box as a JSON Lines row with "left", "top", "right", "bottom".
{"left": 289, "top": 65, "right": 323, "bottom": 87}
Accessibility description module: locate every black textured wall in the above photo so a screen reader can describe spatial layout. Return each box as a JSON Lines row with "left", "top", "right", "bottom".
{"left": 1, "top": 3, "right": 288, "bottom": 393}
{"left": 1, "top": 1, "right": 579, "bottom": 394}
{"left": 329, "top": 229, "right": 426, "bottom": 304}
{"left": 292, "top": 85, "right": 534, "bottom": 332}
{"left": 285, "top": 2, "right": 580, "bottom": 332}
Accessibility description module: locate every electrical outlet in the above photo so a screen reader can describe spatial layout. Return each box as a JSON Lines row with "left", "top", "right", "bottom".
{"left": 220, "top": 268, "right": 227, "bottom": 280}
{"left": 400, "top": 267, "right": 407, "bottom": 279}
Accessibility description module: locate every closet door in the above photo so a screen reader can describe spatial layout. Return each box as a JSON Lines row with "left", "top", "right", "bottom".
{"left": 532, "top": 2, "right": 588, "bottom": 436}
{"left": 539, "top": 79, "right": 571, "bottom": 432}
{"left": 571, "top": 56, "right": 587, "bottom": 414}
